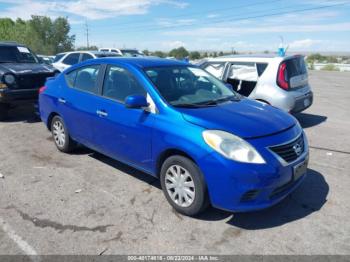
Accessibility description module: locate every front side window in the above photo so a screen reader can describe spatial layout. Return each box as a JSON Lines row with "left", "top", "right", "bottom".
{"left": 145, "top": 66, "right": 239, "bottom": 107}
{"left": 65, "top": 65, "right": 101, "bottom": 94}
{"left": 102, "top": 65, "right": 146, "bottom": 102}
{"left": 202, "top": 62, "right": 225, "bottom": 78}
{"left": 63, "top": 53, "right": 80, "bottom": 65}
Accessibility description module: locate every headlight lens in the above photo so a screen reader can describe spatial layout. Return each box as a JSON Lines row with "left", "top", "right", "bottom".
{"left": 202, "top": 130, "right": 265, "bottom": 164}
{"left": 4, "top": 74, "right": 15, "bottom": 85}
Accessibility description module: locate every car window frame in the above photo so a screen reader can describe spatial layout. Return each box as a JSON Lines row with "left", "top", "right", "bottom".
{"left": 64, "top": 63, "right": 104, "bottom": 95}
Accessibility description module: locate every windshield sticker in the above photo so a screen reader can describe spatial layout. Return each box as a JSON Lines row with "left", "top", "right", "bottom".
{"left": 17, "top": 46, "right": 30, "bottom": 53}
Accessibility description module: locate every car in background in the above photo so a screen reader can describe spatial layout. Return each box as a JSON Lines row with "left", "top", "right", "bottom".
{"left": 0, "top": 41, "right": 58, "bottom": 120}
{"left": 39, "top": 58, "right": 309, "bottom": 216}
{"left": 98, "top": 48, "right": 145, "bottom": 57}
{"left": 38, "top": 55, "right": 54, "bottom": 65}
{"left": 52, "top": 51, "right": 121, "bottom": 72}
{"left": 198, "top": 54, "right": 313, "bottom": 113}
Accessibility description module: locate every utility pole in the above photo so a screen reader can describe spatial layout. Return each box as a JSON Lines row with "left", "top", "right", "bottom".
{"left": 85, "top": 20, "right": 90, "bottom": 49}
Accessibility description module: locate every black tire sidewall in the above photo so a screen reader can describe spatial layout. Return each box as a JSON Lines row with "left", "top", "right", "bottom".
{"left": 160, "top": 155, "right": 209, "bottom": 216}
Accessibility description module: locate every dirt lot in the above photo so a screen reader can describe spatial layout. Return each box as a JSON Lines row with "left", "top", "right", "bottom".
{"left": 0, "top": 70, "right": 349, "bottom": 255}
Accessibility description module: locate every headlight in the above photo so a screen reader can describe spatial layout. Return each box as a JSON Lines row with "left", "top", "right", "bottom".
{"left": 4, "top": 74, "right": 15, "bottom": 85}
{"left": 202, "top": 130, "right": 265, "bottom": 164}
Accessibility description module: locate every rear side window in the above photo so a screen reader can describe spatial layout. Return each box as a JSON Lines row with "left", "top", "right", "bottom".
{"left": 102, "top": 65, "right": 146, "bottom": 103}
{"left": 202, "top": 62, "right": 225, "bottom": 78}
{"left": 81, "top": 53, "right": 93, "bottom": 62}
{"left": 65, "top": 65, "right": 101, "bottom": 94}
{"left": 285, "top": 56, "right": 307, "bottom": 78}
{"left": 256, "top": 63, "right": 268, "bottom": 76}
{"left": 63, "top": 53, "right": 80, "bottom": 65}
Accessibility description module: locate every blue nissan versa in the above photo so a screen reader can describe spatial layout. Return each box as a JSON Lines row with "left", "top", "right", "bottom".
{"left": 39, "top": 58, "right": 309, "bottom": 216}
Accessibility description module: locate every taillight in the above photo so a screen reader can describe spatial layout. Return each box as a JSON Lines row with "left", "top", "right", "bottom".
{"left": 277, "top": 62, "right": 289, "bottom": 90}
{"left": 39, "top": 86, "right": 47, "bottom": 94}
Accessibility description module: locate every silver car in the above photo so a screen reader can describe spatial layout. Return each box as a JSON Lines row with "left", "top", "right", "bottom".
{"left": 198, "top": 54, "right": 313, "bottom": 113}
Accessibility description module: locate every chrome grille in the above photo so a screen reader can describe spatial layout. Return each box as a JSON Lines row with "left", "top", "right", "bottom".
{"left": 269, "top": 134, "right": 304, "bottom": 163}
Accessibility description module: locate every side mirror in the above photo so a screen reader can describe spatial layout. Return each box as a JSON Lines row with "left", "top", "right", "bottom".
{"left": 125, "top": 95, "right": 149, "bottom": 109}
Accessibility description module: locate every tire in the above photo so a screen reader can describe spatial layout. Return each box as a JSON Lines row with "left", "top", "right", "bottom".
{"left": 50, "top": 115, "right": 76, "bottom": 153}
{"left": 160, "top": 155, "right": 209, "bottom": 216}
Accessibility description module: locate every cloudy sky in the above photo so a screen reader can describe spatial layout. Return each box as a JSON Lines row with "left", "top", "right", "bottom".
{"left": 0, "top": 0, "right": 349, "bottom": 51}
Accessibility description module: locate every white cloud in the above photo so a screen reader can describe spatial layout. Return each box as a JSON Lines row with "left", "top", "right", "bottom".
{"left": 289, "top": 39, "right": 322, "bottom": 49}
{"left": 0, "top": 0, "right": 189, "bottom": 20}
{"left": 160, "top": 40, "right": 186, "bottom": 49}
{"left": 165, "top": 22, "right": 350, "bottom": 37}
{"left": 156, "top": 18, "right": 196, "bottom": 27}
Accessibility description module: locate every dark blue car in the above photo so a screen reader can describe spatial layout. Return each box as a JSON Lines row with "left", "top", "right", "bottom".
{"left": 39, "top": 58, "right": 309, "bottom": 216}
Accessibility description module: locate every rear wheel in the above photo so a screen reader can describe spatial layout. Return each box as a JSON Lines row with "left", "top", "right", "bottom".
{"left": 160, "top": 155, "right": 209, "bottom": 216}
{"left": 0, "top": 104, "right": 9, "bottom": 121}
{"left": 51, "top": 115, "right": 76, "bottom": 152}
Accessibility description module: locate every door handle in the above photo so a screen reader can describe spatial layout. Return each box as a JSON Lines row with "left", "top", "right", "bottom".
{"left": 58, "top": 98, "right": 66, "bottom": 104}
{"left": 96, "top": 110, "right": 108, "bottom": 117}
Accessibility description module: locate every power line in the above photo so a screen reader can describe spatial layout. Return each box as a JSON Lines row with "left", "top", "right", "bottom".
{"left": 73, "top": 0, "right": 284, "bottom": 30}
{"left": 102, "top": 1, "right": 349, "bottom": 34}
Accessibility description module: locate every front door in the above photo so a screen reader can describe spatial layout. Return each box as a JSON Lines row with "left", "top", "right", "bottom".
{"left": 92, "top": 64, "right": 154, "bottom": 172}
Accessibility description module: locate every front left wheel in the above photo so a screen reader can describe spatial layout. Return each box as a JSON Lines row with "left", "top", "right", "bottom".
{"left": 160, "top": 155, "right": 209, "bottom": 216}
{"left": 51, "top": 115, "right": 76, "bottom": 153}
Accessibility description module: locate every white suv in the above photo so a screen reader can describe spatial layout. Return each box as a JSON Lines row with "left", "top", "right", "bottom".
{"left": 52, "top": 51, "right": 120, "bottom": 72}
{"left": 198, "top": 54, "right": 313, "bottom": 113}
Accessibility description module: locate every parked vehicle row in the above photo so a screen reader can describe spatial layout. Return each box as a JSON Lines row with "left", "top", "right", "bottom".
{"left": 52, "top": 51, "right": 121, "bottom": 72}
{"left": 198, "top": 54, "right": 313, "bottom": 113}
{"left": 39, "top": 57, "right": 309, "bottom": 216}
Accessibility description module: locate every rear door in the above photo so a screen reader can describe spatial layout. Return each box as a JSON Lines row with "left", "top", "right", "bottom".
{"left": 283, "top": 56, "right": 308, "bottom": 89}
{"left": 59, "top": 64, "right": 103, "bottom": 146}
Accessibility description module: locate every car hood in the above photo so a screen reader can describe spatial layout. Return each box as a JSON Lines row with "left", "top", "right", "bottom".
{"left": 0, "top": 63, "right": 56, "bottom": 75}
{"left": 178, "top": 99, "right": 296, "bottom": 139}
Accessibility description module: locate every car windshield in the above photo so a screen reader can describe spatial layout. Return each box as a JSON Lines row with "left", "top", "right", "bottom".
{"left": 0, "top": 46, "right": 39, "bottom": 63}
{"left": 145, "top": 66, "right": 240, "bottom": 107}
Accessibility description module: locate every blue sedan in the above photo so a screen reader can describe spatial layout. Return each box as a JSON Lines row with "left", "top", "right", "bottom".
{"left": 39, "top": 58, "right": 309, "bottom": 216}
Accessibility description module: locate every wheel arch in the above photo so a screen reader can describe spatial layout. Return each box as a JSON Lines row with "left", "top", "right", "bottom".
{"left": 156, "top": 148, "right": 197, "bottom": 178}
{"left": 47, "top": 112, "right": 60, "bottom": 131}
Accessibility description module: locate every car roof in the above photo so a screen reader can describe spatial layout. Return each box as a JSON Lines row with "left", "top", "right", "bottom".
{"left": 91, "top": 57, "right": 190, "bottom": 68}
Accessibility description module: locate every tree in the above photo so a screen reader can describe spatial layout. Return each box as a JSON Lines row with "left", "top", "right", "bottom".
{"left": 76, "top": 45, "right": 98, "bottom": 51}
{"left": 169, "top": 46, "right": 189, "bottom": 59}
{"left": 219, "top": 51, "right": 224, "bottom": 57}
{"left": 152, "top": 51, "right": 166, "bottom": 58}
{"left": 0, "top": 16, "right": 75, "bottom": 55}
{"left": 201, "top": 52, "right": 208, "bottom": 58}
{"left": 189, "top": 51, "right": 200, "bottom": 60}
{"left": 142, "top": 49, "right": 150, "bottom": 56}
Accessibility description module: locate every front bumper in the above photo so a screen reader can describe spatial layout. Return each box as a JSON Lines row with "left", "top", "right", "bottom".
{"left": 0, "top": 88, "right": 38, "bottom": 104}
{"left": 198, "top": 125, "right": 309, "bottom": 212}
